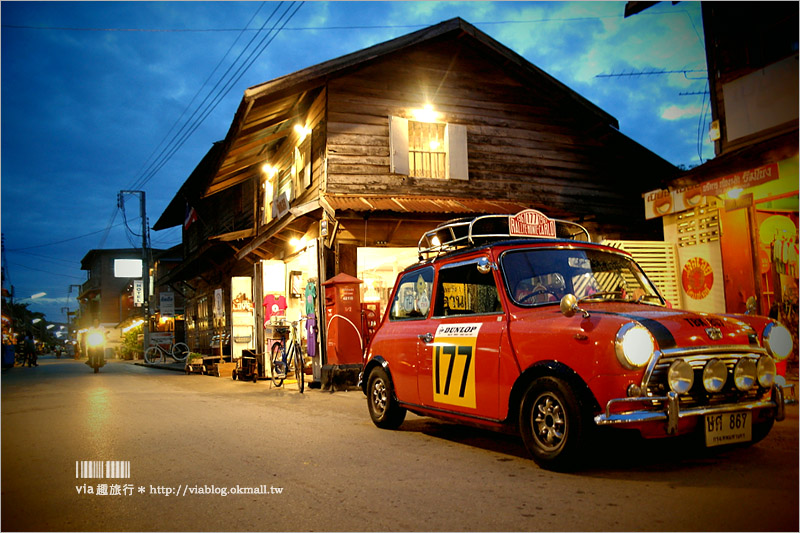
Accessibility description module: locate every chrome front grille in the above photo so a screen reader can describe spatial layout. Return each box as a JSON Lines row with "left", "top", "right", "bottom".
{"left": 644, "top": 347, "right": 767, "bottom": 408}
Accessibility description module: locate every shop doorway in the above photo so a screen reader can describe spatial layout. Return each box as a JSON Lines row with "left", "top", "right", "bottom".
{"left": 719, "top": 207, "right": 759, "bottom": 314}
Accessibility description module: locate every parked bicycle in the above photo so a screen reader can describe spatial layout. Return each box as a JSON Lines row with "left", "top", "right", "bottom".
{"left": 270, "top": 318, "right": 306, "bottom": 393}
{"left": 144, "top": 338, "right": 190, "bottom": 364}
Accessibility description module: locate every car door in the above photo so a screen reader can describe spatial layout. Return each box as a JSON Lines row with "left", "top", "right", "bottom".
{"left": 417, "top": 257, "right": 505, "bottom": 420}
{"left": 375, "top": 266, "right": 434, "bottom": 405}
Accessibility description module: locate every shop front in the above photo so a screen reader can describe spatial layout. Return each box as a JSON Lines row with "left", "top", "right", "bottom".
{"left": 646, "top": 156, "right": 798, "bottom": 370}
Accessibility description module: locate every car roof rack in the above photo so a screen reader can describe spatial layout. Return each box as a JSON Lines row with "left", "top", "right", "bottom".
{"left": 418, "top": 210, "right": 591, "bottom": 260}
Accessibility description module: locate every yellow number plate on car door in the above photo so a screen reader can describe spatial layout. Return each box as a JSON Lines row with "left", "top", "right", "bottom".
{"left": 432, "top": 323, "right": 481, "bottom": 409}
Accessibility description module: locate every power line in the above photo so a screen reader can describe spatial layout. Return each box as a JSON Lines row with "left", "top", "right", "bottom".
{"left": 6, "top": 223, "right": 127, "bottom": 252}
{"left": 129, "top": 1, "right": 304, "bottom": 192}
{"left": 595, "top": 68, "right": 706, "bottom": 78}
{"left": 126, "top": 1, "right": 269, "bottom": 191}
{"left": 0, "top": 17, "right": 622, "bottom": 33}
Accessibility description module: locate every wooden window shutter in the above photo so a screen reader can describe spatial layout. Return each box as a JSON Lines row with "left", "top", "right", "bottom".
{"left": 447, "top": 123, "right": 468, "bottom": 180}
{"left": 389, "top": 116, "right": 409, "bottom": 175}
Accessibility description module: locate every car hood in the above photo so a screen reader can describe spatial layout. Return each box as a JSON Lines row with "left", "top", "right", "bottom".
{"left": 586, "top": 304, "right": 761, "bottom": 351}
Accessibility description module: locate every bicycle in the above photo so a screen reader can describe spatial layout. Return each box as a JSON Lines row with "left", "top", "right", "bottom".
{"left": 144, "top": 339, "right": 190, "bottom": 364}
{"left": 269, "top": 318, "right": 306, "bottom": 393}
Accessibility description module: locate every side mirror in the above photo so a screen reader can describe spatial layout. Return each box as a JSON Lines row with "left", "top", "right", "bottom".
{"left": 476, "top": 257, "right": 494, "bottom": 275}
{"left": 560, "top": 294, "right": 589, "bottom": 318}
{"left": 745, "top": 296, "right": 757, "bottom": 315}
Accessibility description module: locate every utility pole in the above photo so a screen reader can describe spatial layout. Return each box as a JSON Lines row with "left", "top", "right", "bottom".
{"left": 120, "top": 191, "right": 149, "bottom": 356}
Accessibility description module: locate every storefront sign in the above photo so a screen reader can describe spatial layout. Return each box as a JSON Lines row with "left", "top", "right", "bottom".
{"left": 213, "top": 289, "right": 224, "bottom": 319}
{"left": 644, "top": 185, "right": 704, "bottom": 219}
{"left": 273, "top": 192, "right": 290, "bottom": 220}
{"left": 231, "top": 277, "right": 254, "bottom": 354}
{"left": 159, "top": 292, "right": 175, "bottom": 318}
{"left": 508, "top": 209, "right": 556, "bottom": 238}
{"left": 133, "top": 280, "right": 144, "bottom": 307}
{"left": 644, "top": 163, "right": 780, "bottom": 220}
{"left": 682, "top": 257, "right": 714, "bottom": 300}
{"left": 701, "top": 163, "right": 780, "bottom": 198}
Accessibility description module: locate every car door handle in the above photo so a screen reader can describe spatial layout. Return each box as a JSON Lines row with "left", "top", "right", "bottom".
{"left": 418, "top": 333, "right": 434, "bottom": 343}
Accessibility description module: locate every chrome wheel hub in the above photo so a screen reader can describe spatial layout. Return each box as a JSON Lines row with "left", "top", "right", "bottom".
{"left": 371, "top": 379, "right": 387, "bottom": 414}
{"left": 533, "top": 393, "right": 566, "bottom": 451}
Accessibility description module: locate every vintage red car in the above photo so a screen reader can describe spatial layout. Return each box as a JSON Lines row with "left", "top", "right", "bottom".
{"left": 360, "top": 210, "right": 793, "bottom": 470}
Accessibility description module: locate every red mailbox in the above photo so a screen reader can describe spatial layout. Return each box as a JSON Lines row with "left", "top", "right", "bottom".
{"left": 322, "top": 273, "right": 363, "bottom": 366}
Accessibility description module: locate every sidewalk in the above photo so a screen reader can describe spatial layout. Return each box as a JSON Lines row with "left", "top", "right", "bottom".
{"left": 132, "top": 360, "right": 185, "bottom": 372}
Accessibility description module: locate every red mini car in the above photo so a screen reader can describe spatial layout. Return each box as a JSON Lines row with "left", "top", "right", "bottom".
{"left": 360, "top": 210, "right": 792, "bottom": 470}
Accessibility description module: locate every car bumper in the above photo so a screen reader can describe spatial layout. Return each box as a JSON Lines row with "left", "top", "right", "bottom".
{"left": 594, "top": 385, "right": 785, "bottom": 435}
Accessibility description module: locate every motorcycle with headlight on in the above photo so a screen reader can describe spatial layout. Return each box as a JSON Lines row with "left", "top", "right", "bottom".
{"left": 85, "top": 323, "right": 106, "bottom": 373}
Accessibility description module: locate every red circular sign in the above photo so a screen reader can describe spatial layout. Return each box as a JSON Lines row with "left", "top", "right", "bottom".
{"left": 682, "top": 257, "right": 714, "bottom": 300}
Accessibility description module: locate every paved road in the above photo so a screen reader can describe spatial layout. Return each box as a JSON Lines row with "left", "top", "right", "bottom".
{"left": 2, "top": 356, "right": 798, "bottom": 532}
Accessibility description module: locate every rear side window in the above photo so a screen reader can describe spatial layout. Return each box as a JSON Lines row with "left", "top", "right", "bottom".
{"left": 433, "top": 261, "right": 502, "bottom": 317}
{"left": 389, "top": 267, "right": 434, "bottom": 320}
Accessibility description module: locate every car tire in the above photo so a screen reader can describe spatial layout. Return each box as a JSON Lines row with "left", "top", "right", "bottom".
{"left": 367, "top": 366, "right": 406, "bottom": 429}
{"left": 519, "top": 376, "right": 590, "bottom": 471}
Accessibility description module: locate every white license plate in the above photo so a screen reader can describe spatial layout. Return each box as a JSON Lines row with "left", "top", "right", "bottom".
{"left": 704, "top": 411, "right": 752, "bottom": 447}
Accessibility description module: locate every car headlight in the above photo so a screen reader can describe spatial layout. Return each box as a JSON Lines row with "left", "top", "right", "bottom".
{"left": 667, "top": 359, "right": 694, "bottom": 394}
{"left": 702, "top": 358, "right": 727, "bottom": 393}
{"left": 615, "top": 322, "right": 656, "bottom": 370}
{"left": 763, "top": 322, "right": 793, "bottom": 361}
{"left": 733, "top": 358, "right": 757, "bottom": 391}
{"left": 757, "top": 356, "right": 776, "bottom": 388}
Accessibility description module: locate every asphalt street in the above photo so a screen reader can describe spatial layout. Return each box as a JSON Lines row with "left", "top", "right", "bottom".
{"left": 2, "top": 355, "right": 798, "bottom": 532}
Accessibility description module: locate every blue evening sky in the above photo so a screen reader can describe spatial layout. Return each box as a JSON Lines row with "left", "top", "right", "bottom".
{"left": 1, "top": 1, "right": 711, "bottom": 321}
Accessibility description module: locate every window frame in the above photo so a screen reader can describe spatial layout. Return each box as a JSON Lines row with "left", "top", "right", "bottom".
{"left": 389, "top": 115, "right": 468, "bottom": 180}
{"left": 432, "top": 259, "right": 504, "bottom": 318}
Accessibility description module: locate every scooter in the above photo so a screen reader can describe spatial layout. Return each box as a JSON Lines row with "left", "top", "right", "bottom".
{"left": 86, "top": 330, "right": 106, "bottom": 373}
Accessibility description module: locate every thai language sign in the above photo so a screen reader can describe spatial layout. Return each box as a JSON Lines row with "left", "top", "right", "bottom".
{"left": 644, "top": 163, "right": 780, "bottom": 219}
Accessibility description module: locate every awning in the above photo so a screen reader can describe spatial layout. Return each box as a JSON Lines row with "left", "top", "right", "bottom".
{"left": 321, "top": 193, "right": 532, "bottom": 216}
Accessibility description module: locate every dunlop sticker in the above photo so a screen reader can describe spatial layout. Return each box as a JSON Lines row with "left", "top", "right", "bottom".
{"left": 432, "top": 323, "right": 482, "bottom": 409}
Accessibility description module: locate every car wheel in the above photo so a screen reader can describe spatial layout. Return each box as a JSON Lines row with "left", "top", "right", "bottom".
{"left": 519, "top": 376, "right": 590, "bottom": 471}
{"left": 367, "top": 366, "right": 406, "bottom": 429}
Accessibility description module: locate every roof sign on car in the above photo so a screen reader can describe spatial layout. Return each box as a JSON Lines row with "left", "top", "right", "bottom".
{"left": 509, "top": 209, "right": 557, "bottom": 239}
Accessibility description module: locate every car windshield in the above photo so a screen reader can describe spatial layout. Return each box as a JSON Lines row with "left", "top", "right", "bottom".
{"left": 501, "top": 247, "right": 664, "bottom": 306}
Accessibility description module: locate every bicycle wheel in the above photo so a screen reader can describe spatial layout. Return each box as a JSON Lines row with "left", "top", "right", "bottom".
{"left": 144, "top": 346, "right": 162, "bottom": 364}
{"left": 292, "top": 344, "right": 304, "bottom": 393}
{"left": 270, "top": 342, "right": 286, "bottom": 387}
{"left": 171, "top": 342, "right": 190, "bottom": 362}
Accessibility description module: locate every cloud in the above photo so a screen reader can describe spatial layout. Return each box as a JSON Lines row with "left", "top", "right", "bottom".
{"left": 661, "top": 104, "right": 704, "bottom": 121}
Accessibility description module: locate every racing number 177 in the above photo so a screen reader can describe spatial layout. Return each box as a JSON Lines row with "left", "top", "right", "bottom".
{"left": 434, "top": 345, "right": 472, "bottom": 398}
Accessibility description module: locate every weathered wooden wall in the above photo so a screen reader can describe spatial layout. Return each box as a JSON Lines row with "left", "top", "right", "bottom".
{"left": 324, "top": 38, "right": 673, "bottom": 238}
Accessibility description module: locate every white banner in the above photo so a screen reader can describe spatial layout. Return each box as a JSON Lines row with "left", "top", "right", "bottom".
{"left": 160, "top": 292, "right": 175, "bottom": 318}
{"left": 231, "top": 277, "right": 254, "bottom": 357}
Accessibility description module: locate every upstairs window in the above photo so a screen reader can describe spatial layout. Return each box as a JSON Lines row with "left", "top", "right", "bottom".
{"left": 390, "top": 116, "right": 468, "bottom": 180}
{"left": 409, "top": 121, "right": 447, "bottom": 179}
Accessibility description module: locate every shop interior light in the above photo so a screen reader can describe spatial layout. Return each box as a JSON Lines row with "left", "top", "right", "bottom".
{"left": 429, "top": 140, "right": 441, "bottom": 150}
{"left": 290, "top": 237, "right": 307, "bottom": 250}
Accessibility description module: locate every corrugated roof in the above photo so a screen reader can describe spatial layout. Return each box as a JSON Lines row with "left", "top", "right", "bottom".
{"left": 322, "top": 194, "right": 531, "bottom": 215}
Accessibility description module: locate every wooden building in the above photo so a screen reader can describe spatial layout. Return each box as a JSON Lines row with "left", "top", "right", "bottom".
{"left": 154, "top": 18, "right": 677, "bottom": 383}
